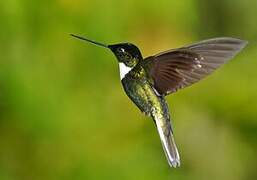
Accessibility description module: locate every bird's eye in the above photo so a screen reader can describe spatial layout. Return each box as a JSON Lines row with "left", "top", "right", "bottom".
{"left": 117, "top": 48, "right": 125, "bottom": 53}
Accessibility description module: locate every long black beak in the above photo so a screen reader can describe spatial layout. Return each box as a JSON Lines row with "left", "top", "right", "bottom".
{"left": 70, "top": 34, "right": 109, "bottom": 49}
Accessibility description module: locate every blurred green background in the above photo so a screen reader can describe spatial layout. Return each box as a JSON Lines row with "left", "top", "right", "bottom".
{"left": 0, "top": 0, "right": 257, "bottom": 179}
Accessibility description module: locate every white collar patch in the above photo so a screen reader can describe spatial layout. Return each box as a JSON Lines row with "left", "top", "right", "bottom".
{"left": 119, "top": 63, "right": 132, "bottom": 80}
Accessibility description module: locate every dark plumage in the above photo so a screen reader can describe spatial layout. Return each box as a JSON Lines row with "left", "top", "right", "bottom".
{"left": 71, "top": 35, "right": 247, "bottom": 167}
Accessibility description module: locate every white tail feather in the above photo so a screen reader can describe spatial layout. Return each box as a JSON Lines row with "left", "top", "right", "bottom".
{"left": 155, "top": 117, "right": 180, "bottom": 167}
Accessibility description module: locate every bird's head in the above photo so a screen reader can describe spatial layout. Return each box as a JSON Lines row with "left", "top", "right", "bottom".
{"left": 70, "top": 34, "right": 143, "bottom": 68}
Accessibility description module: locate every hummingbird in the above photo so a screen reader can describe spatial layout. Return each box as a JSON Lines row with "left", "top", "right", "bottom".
{"left": 71, "top": 34, "right": 247, "bottom": 167}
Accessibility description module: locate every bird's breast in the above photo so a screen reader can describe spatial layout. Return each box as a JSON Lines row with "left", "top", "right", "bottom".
{"left": 121, "top": 72, "right": 163, "bottom": 116}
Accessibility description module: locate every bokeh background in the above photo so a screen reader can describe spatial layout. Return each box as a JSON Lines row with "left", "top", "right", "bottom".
{"left": 0, "top": 0, "right": 257, "bottom": 179}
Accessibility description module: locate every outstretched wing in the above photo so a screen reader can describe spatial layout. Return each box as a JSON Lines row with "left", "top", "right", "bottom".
{"left": 143, "top": 37, "right": 247, "bottom": 95}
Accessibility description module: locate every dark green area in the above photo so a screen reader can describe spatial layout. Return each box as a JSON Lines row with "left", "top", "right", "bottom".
{"left": 0, "top": 0, "right": 256, "bottom": 179}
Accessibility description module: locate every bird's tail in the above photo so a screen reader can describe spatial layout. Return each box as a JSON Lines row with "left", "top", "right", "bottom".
{"left": 154, "top": 115, "right": 180, "bottom": 167}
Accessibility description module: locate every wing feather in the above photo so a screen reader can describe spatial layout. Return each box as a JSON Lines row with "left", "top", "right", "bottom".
{"left": 143, "top": 37, "right": 247, "bottom": 95}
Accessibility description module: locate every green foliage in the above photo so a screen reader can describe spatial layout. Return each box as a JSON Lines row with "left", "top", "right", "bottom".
{"left": 0, "top": 0, "right": 256, "bottom": 179}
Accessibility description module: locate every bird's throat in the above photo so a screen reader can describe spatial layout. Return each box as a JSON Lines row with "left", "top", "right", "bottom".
{"left": 119, "top": 63, "right": 132, "bottom": 80}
